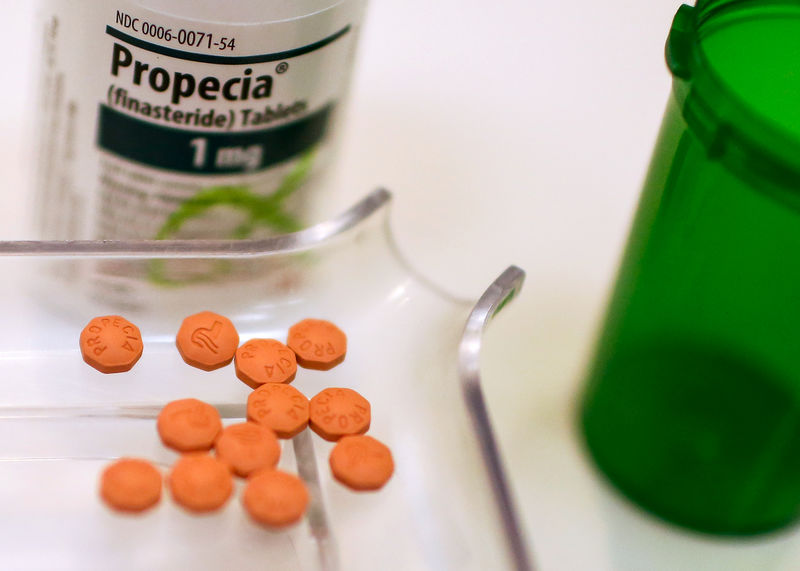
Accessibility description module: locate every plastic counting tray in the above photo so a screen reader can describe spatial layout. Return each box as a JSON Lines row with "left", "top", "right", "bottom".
{"left": 0, "top": 189, "right": 532, "bottom": 571}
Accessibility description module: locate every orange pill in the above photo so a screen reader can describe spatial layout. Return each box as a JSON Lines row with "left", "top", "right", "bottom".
{"left": 100, "top": 458, "right": 162, "bottom": 513}
{"left": 157, "top": 398, "right": 222, "bottom": 452}
{"left": 329, "top": 435, "right": 394, "bottom": 491}
{"left": 168, "top": 453, "right": 233, "bottom": 513}
{"left": 243, "top": 469, "right": 309, "bottom": 528}
{"left": 234, "top": 339, "right": 297, "bottom": 389}
{"left": 215, "top": 422, "right": 281, "bottom": 477}
{"left": 308, "top": 387, "right": 370, "bottom": 442}
{"left": 175, "top": 311, "right": 239, "bottom": 371}
{"left": 247, "top": 383, "right": 309, "bottom": 439}
{"left": 287, "top": 319, "right": 347, "bottom": 370}
{"left": 79, "top": 315, "right": 143, "bottom": 374}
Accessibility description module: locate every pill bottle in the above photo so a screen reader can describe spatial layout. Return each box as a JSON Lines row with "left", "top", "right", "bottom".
{"left": 32, "top": 0, "right": 366, "bottom": 243}
{"left": 580, "top": 0, "right": 800, "bottom": 535}
{"left": 31, "top": 0, "right": 366, "bottom": 309}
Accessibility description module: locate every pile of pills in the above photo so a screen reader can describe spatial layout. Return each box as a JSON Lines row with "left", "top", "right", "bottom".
{"left": 84, "top": 312, "right": 394, "bottom": 527}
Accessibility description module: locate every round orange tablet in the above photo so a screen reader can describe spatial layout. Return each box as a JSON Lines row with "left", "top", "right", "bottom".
{"left": 329, "top": 435, "right": 394, "bottom": 491}
{"left": 157, "top": 398, "right": 222, "bottom": 452}
{"left": 234, "top": 339, "right": 297, "bottom": 389}
{"left": 214, "top": 422, "right": 281, "bottom": 477}
{"left": 100, "top": 458, "right": 162, "bottom": 513}
{"left": 243, "top": 469, "right": 309, "bottom": 528}
{"left": 175, "top": 311, "right": 239, "bottom": 371}
{"left": 308, "top": 387, "right": 370, "bottom": 442}
{"left": 247, "top": 383, "right": 309, "bottom": 439}
{"left": 79, "top": 315, "right": 143, "bottom": 374}
{"left": 168, "top": 453, "right": 233, "bottom": 513}
{"left": 287, "top": 319, "right": 347, "bottom": 371}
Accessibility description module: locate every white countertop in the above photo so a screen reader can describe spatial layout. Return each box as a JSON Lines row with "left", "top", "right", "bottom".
{"left": 4, "top": 1, "right": 799, "bottom": 569}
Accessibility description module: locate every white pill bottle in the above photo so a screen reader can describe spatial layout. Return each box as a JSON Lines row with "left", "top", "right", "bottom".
{"left": 33, "top": 0, "right": 367, "bottom": 243}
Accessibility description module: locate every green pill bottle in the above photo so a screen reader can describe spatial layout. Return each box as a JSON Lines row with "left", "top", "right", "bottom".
{"left": 581, "top": 0, "right": 800, "bottom": 535}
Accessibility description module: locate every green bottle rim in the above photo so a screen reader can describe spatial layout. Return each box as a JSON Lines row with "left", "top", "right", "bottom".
{"left": 666, "top": 0, "right": 800, "bottom": 190}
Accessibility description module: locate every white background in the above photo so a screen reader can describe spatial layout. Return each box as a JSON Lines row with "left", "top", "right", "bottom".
{"left": 4, "top": 1, "right": 800, "bottom": 569}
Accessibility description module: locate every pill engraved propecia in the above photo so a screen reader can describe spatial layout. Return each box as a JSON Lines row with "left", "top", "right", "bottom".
{"left": 176, "top": 311, "right": 239, "bottom": 371}
{"left": 309, "top": 387, "right": 371, "bottom": 441}
{"left": 79, "top": 315, "right": 143, "bottom": 373}
{"left": 247, "top": 383, "right": 309, "bottom": 439}
{"left": 287, "top": 319, "right": 347, "bottom": 370}
{"left": 235, "top": 338, "right": 297, "bottom": 388}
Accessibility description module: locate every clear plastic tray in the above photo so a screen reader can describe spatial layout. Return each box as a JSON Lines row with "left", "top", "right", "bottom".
{"left": 0, "top": 189, "right": 531, "bottom": 570}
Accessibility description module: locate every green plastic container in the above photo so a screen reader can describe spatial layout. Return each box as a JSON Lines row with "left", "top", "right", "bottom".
{"left": 581, "top": 0, "right": 800, "bottom": 535}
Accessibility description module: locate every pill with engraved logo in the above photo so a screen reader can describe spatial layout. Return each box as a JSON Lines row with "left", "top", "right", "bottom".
{"left": 79, "top": 315, "right": 143, "bottom": 374}
{"left": 235, "top": 339, "right": 297, "bottom": 389}
{"left": 309, "top": 387, "right": 370, "bottom": 442}
{"left": 329, "top": 435, "right": 394, "bottom": 491}
{"left": 214, "top": 422, "right": 281, "bottom": 477}
{"left": 176, "top": 311, "right": 239, "bottom": 371}
{"left": 157, "top": 398, "right": 222, "bottom": 452}
{"left": 247, "top": 383, "right": 309, "bottom": 439}
{"left": 287, "top": 319, "right": 347, "bottom": 370}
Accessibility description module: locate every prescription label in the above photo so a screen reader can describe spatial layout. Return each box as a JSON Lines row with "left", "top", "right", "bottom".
{"left": 33, "top": 0, "right": 362, "bottom": 242}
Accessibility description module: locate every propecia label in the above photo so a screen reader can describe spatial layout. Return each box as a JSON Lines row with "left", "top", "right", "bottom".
{"left": 34, "top": 0, "right": 362, "bottom": 242}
